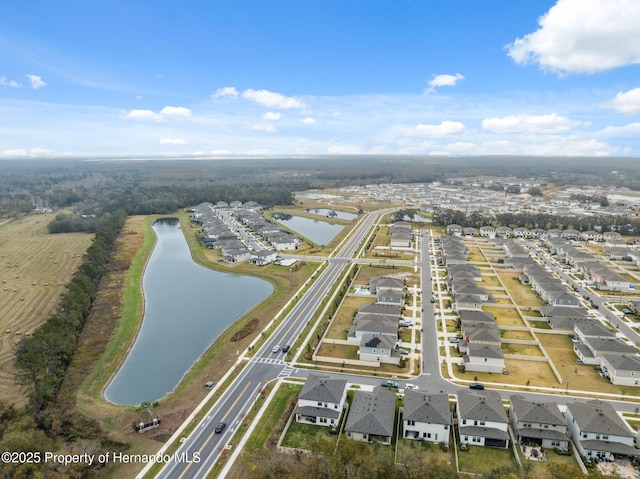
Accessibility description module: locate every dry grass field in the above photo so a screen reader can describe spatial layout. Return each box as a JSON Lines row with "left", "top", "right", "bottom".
{"left": 0, "top": 213, "right": 92, "bottom": 403}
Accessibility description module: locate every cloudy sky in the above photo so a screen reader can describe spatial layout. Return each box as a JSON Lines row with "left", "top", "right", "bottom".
{"left": 1, "top": 0, "right": 640, "bottom": 158}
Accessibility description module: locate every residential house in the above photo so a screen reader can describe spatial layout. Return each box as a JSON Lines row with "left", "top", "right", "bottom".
{"left": 565, "top": 400, "right": 638, "bottom": 461}
{"left": 249, "top": 249, "right": 277, "bottom": 266}
{"left": 345, "top": 387, "right": 397, "bottom": 445}
{"left": 359, "top": 334, "right": 400, "bottom": 365}
{"left": 403, "top": 391, "right": 451, "bottom": 446}
{"left": 463, "top": 343, "right": 505, "bottom": 373}
{"left": 457, "top": 389, "right": 509, "bottom": 449}
{"left": 509, "top": 395, "right": 568, "bottom": 449}
{"left": 601, "top": 354, "right": 640, "bottom": 387}
{"left": 296, "top": 374, "right": 347, "bottom": 427}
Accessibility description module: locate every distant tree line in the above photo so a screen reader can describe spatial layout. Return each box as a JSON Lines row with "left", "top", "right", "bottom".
{"left": 15, "top": 210, "right": 127, "bottom": 420}
{"left": 433, "top": 208, "right": 640, "bottom": 235}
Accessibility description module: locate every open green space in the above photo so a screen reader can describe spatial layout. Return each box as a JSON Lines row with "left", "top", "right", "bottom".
{"left": 457, "top": 444, "right": 516, "bottom": 475}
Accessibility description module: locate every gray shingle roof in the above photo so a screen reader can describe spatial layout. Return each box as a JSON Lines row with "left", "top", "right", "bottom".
{"left": 299, "top": 374, "right": 346, "bottom": 404}
{"left": 403, "top": 391, "right": 451, "bottom": 425}
{"left": 602, "top": 354, "right": 640, "bottom": 372}
{"left": 510, "top": 394, "right": 564, "bottom": 426}
{"left": 345, "top": 387, "right": 396, "bottom": 437}
{"left": 567, "top": 400, "right": 633, "bottom": 437}
{"left": 457, "top": 389, "right": 508, "bottom": 423}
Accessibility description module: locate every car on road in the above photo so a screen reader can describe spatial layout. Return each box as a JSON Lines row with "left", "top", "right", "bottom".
{"left": 430, "top": 297, "right": 435, "bottom": 303}
{"left": 281, "top": 345, "right": 290, "bottom": 353}
{"left": 405, "top": 383, "right": 418, "bottom": 390}
{"left": 272, "top": 345, "right": 280, "bottom": 353}
{"left": 381, "top": 380, "right": 399, "bottom": 389}
{"left": 215, "top": 422, "right": 226, "bottom": 433}
{"left": 448, "top": 337, "right": 460, "bottom": 344}
{"left": 469, "top": 382, "right": 485, "bottom": 390}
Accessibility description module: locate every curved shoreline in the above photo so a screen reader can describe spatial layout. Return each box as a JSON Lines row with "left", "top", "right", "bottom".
{"left": 101, "top": 216, "right": 161, "bottom": 404}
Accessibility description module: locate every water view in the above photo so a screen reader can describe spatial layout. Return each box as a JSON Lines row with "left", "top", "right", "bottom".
{"left": 307, "top": 208, "right": 358, "bottom": 220}
{"left": 105, "top": 218, "right": 272, "bottom": 405}
{"left": 275, "top": 215, "right": 344, "bottom": 246}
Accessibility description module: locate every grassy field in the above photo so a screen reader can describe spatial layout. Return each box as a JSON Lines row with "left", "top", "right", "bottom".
{"left": 325, "top": 295, "right": 375, "bottom": 340}
{"left": 457, "top": 444, "right": 515, "bottom": 475}
{"left": 537, "top": 334, "right": 640, "bottom": 396}
{"left": 498, "top": 272, "right": 547, "bottom": 307}
{"left": 0, "top": 213, "right": 92, "bottom": 404}
{"left": 483, "top": 306, "right": 527, "bottom": 327}
{"left": 456, "top": 358, "right": 559, "bottom": 388}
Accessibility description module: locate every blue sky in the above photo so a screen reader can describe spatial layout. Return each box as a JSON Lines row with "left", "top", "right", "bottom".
{"left": 1, "top": 0, "right": 640, "bottom": 158}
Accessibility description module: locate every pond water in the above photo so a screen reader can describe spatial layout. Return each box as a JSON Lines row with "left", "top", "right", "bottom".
{"left": 275, "top": 215, "right": 344, "bottom": 246}
{"left": 295, "top": 192, "right": 342, "bottom": 199}
{"left": 307, "top": 208, "right": 358, "bottom": 221}
{"left": 104, "top": 218, "right": 272, "bottom": 405}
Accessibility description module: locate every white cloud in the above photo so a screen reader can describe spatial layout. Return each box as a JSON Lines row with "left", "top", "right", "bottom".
{"left": 242, "top": 89, "right": 306, "bottom": 109}
{"left": 159, "top": 138, "right": 188, "bottom": 145}
{"left": 482, "top": 113, "right": 580, "bottom": 134}
{"left": 249, "top": 123, "right": 277, "bottom": 133}
{"left": 0, "top": 76, "right": 21, "bottom": 88}
{"left": 123, "top": 109, "right": 165, "bottom": 122}
{"left": 598, "top": 122, "right": 640, "bottom": 137}
{"left": 212, "top": 86, "right": 239, "bottom": 99}
{"left": 2, "top": 148, "right": 28, "bottom": 156}
{"left": 605, "top": 87, "right": 640, "bottom": 114}
{"left": 300, "top": 117, "right": 315, "bottom": 124}
{"left": 160, "top": 106, "right": 192, "bottom": 118}
{"left": 412, "top": 121, "right": 465, "bottom": 137}
{"left": 506, "top": 0, "right": 640, "bottom": 74}
{"left": 2, "top": 147, "right": 69, "bottom": 157}
{"left": 425, "top": 73, "right": 464, "bottom": 93}
{"left": 26, "top": 74, "right": 46, "bottom": 89}
{"left": 262, "top": 112, "right": 282, "bottom": 120}
{"left": 123, "top": 106, "right": 191, "bottom": 122}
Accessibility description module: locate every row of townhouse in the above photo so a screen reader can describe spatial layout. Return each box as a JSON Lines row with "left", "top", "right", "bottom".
{"left": 447, "top": 223, "right": 623, "bottom": 243}
{"left": 547, "top": 238, "right": 633, "bottom": 291}
{"left": 440, "top": 236, "right": 504, "bottom": 373}
{"left": 191, "top": 202, "right": 298, "bottom": 264}
{"left": 295, "top": 375, "right": 638, "bottom": 463}
{"left": 521, "top": 263, "right": 581, "bottom": 307}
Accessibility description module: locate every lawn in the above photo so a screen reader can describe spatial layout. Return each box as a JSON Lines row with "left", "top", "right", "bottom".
{"left": 396, "top": 436, "right": 455, "bottom": 472}
{"left": 537, "top": 334, "right": 640, "bottom": 396}
{"left": 498, "top": 272, "right": 547, "bottom": 308}
{"left": 455, "top": 358, "right": 558, "bottom": 388}
{"left": 477, "top": 275, "right": 502, "bottom": 287}
{"left": 527, "top": 320, "right": 551, "bottom": 330}
{"left": 457, "top": 444, "right": 516, "bottom": 475}
{"left": 483, "top": 306, "right": 526, "bottom": 327}
{"left": 519, "top": 447, "right": 580, "bottom": 479}
{"left": 281, "top": 418, "right": 339, "bottom": 450}
{"left": 501, "top": 330, "right": 534, "bottom": 341}
{"left": 326, "top": 296, "right": 375, "bottom": 340}
{"left": 502, "top": 343, "right": 544, "bottom": 356}
{"left": 354, "top": 264, "right": 417, "bottom": 286}
{"left": 316, "top": 342, "right": 360, "bottom": 360}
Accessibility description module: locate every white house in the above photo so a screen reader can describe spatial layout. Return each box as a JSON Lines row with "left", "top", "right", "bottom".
{"left": 403, "top": 391, "right": 451, "bottom": 446}
{"left": 457, "top": 389, "right": 509, "bottom": 449}
{"left": 600, "top": 354, "right": 640, "bottom": 387}
{"left": 296, "top": 374, "right": 347, "bottom": 427}
{"left": 463, "top": 343, "right": 505, "bottom": 373}
{"left": 509, "top": 395, "right": 569, "bottom": 450}
{"left": 565, "top": 400, "right": 638, "bottom": 462}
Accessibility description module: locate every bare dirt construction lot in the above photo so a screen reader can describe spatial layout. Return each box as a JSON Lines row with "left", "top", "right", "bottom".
{"left": 0, "top": 213, "right": 92, "bottom": 404}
